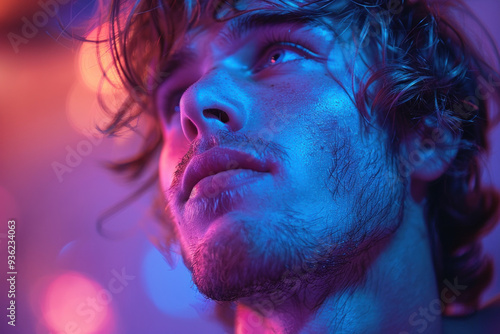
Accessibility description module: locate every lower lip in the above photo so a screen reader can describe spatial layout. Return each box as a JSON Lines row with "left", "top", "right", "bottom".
{"left": 188, "top": 169, "right": 267, "bottom": 200}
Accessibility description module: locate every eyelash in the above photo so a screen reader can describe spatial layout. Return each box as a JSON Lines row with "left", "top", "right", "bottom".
{"left": 261, "top": 28, "right": 317, "bottom": 53}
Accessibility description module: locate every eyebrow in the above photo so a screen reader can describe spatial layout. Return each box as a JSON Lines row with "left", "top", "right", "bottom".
{"left": 221, "top": 11, "right": 322, "bottom": 43}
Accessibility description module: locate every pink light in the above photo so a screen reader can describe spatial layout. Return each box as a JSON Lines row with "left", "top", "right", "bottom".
{"left": 68, "top": 24, "right": 127, "bottom": 135}
{"left": 42, "top": 271, "right": 115, "bottom": 334}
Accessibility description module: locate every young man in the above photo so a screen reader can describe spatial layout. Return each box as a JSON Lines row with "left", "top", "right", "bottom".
{"left": 99, "top": 0, "right": 500, "bottom": 332}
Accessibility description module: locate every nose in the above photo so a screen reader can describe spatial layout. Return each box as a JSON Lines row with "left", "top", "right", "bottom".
{"left": 180, "top": 69, "right": 247, "bottom": 141}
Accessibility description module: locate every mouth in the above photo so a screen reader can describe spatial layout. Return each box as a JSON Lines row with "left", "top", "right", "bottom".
{"left": 180, "top": 147, "right": 273, "bottom": 202}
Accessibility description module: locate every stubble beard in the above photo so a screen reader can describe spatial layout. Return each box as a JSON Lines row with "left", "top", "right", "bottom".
{"left": 169, "top": 132, "right": 406, "bottom": 306}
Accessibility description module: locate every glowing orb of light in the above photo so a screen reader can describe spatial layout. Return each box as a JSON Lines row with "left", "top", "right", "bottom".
{"left": 142, "top": 246, "right": 200, "bottom": 318}
{"left": 42, "top": 271, "right": 115, "bottom": 334}
{"left": 78, "top": 25, "right": 122, "bottom": 95}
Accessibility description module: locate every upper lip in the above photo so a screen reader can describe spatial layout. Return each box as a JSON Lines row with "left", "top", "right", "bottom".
{"left": 181, "top": 147, "right": 271, "bottom": 200}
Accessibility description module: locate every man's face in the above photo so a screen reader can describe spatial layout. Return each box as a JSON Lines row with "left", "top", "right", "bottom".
{"left": 156, "top": 8, "right": 405, "bottom": 301}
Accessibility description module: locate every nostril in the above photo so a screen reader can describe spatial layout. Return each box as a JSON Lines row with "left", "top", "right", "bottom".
{"left": 203, "top": 108, "right": 230, "bottom": 123}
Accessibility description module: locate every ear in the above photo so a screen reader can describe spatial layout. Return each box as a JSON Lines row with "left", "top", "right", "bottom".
{"left": 400, "top": 122, "right": 460, "bottom": 201}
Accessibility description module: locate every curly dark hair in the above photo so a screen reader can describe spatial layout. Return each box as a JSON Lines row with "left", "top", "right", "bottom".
{"left": 93, "top": 0, "right": 500, "bottom": 315}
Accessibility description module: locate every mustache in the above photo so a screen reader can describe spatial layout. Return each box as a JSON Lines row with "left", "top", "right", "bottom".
{"left": 169, "top": 130, "right": 289, "bottom": 190}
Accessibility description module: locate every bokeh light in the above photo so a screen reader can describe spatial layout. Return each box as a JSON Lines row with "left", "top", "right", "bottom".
{"left": 42, "top": 271, "right": 115, "bottom": 334}
{"left": 78, "top": 25, "right": 121, "bottom": 95}
{"left": 68, "top": 24, "right": 127, "bottom": 135}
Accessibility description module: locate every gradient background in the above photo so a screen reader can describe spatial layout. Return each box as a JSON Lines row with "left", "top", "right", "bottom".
{"left": 0, "top": 1, "right": 499, "bottom": 333}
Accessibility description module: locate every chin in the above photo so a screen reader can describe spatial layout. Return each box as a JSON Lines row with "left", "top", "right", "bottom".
{"left": 188, "top": 214, "right": 295, "bottom": 302}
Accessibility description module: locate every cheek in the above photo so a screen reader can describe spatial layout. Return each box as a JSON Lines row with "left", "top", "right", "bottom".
{"left": 159, "top": 125, "right": 190, "bottom": 190}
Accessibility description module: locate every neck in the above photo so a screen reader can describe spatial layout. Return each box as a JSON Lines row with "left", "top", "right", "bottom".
{"left": 234, "top": 199, "right": 442, "bottom": 334}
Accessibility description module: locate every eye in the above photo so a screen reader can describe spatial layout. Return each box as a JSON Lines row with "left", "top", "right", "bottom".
{"left": 254, "top": 43, "right": 311, "bottom": 72}
{"left": 268, "top": 49, "right": 288, "bottom": 65}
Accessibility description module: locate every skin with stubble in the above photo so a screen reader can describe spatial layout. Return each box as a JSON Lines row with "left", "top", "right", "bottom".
{"left": 154, "top": 7, "right": 445, "bottom": 333}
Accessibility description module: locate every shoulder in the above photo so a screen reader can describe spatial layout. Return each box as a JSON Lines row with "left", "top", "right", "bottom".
{"left": 442, "top": 296, "right": 500, "bottom": 334}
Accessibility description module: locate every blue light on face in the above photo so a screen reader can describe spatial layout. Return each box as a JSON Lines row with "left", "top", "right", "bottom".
{"left": 141, "top": 246, "right": 200, "bottom": 318}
